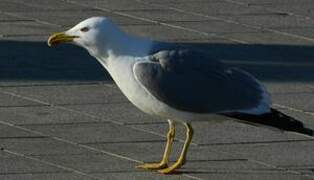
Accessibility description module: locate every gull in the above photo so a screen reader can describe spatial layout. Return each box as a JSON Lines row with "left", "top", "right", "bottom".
{"left": 48, "top": 17, "right": 314, "bottom": 174}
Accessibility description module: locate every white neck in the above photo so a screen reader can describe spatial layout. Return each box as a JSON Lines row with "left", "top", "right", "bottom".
{"left": 88, "top": 29, "right": 153, "bottom": 65}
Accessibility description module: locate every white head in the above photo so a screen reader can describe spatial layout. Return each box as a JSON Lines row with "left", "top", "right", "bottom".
{"left": 48, "top": 17, "right": 128, "bottom": 57}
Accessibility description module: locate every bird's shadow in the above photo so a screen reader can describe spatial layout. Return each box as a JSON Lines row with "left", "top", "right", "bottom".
{"left": 181, "top": 42, "right": 314, "bottom": 82}
{"left": 0, "top": 40, "right": 314, "bottom": 83}
{"left": 0, "top": 41, "right": 110, "bottom": 83}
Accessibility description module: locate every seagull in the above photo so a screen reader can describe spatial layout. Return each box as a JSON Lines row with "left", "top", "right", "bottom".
{"left": 48, "top": 17, "right": 314, "bottom": 174}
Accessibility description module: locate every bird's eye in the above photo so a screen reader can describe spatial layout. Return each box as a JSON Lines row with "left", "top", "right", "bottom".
{"left": 80, "top": 27, "right": 89, "bottom": 32}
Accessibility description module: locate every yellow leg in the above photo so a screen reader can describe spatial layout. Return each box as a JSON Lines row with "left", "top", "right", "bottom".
{"left": 136, "top": 120, "right": 176, "bottom": 170}
{"left": 158, "top": 122, "right": 193, "bottom": 174}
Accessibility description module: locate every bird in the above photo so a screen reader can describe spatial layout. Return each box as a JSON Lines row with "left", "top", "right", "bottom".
{"left": 47, "top": 17, "right": 314, "bottom": 174}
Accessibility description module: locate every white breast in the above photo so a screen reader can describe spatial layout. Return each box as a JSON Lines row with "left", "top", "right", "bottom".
{"left": 103, "top": 56, "right": 167, "bottom": 116}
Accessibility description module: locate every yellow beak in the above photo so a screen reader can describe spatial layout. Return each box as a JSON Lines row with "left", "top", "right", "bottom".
{"left": 47, "top": 32, "right": 78, "bottom": 47}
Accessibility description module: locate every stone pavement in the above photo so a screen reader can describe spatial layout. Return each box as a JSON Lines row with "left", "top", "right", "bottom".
{"left": 1, "top": 0, "right": 314, "bottom": 179}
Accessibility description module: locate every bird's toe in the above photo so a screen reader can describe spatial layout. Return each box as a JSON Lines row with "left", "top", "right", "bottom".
{"left": 136, "top": 162, "right": 168, "bottom": 170}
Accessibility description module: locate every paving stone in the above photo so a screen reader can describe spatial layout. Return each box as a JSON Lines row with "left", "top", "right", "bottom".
{"left": 88, "top": 140, "right": 237, "bottom": 163}
{"left": 160, "top": 1, "right": 269, "bottom": 17}
{"left": 241, "top": 0, "right": 314, "bottom": 18}
{"left": 0, "top": 137, "right": 92, "bottom": 156}
{"left": 0, "top": 173, "right": 96, "bottom": 180}
{"left": 37, "top": 153, "right": 137, "bottom": 173}
{"left": 0, "top": 84, "right": 125, "bottom": 105}
{"left": 172, "top": 20, "right": 259, "bottom": 34}
{"left": 0, "top": 35, "right": 48, "bottom": 42}
{"left": 0, "top": 1, "right": 42, "bottom": 13}
{"left": 274, "top": 27, "right": 314, "bottom": 40}
{"left": 64, "top": 103, "right": 165, "bottom": 124}
{"left": 0, "top": 105, "right": 103, "bottom": 125}
{"left": 18, "top": 10, "right": 151, "bottom": 28}
{"left": 272, "top": 93, "right": 314, "bottom": 112}
{"left": 0, "top": 12, "right": 31, "bottom": 21}
{"left": 116, "top": 9, "right": 209, "bottom": 22}
{"left": 92, "top": 172, "right": 190, "bottom": 180}
{"left": 0, "top": 124, "right": 40, "bottom": 138}
{"left": 208, "top": 140, "right": 314, "bottom": 168}
{"left": 20, "top": 122, "right": 163, "bottom": 144}
{"left": 0, "top": 151, "right": 66, "bottom": 174}
{"left": 121, "top": 24, "right": 208, "bottom": 41}
{"left": 74, "top": 0, "right": 162, "bottom": 11}
{"left": 0, "top": 0, "right": 88, "bottom": 12}
{"left": 226, "top": 13, "right": 314, "bottom": 29}
{"left": 0, "top": 21, "right": 58, "bottom": 36}
{"left": 128, "top": 119, "right": 306, "bottom": 146}
{"left": 0, "top": 92, "right": 41, "bottom": 107}
{"left": 221, "top": 31, "right": 314, "bottom": 45}
{"left": 265, "top": 82, "right": 314, "bottom": 94}
{"left": 189, "top": 173, "right": 310, "bottom": 180}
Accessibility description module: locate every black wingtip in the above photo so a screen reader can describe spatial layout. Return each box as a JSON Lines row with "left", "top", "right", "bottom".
{"left": 223, "top": 108, "right": 314, "bottom": 137}
{"left": 270, "top": 108, "right": 314, "bottom": 137}
{"left": 296, "top": 127, "right": 314, "bottom": 137}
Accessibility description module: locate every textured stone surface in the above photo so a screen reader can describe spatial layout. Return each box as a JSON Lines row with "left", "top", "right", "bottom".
{"left": 1, "top": 0, "right": 314, "bottom": 179}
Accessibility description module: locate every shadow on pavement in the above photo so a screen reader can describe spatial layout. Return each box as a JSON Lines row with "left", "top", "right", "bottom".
{"left": 184, "top": 43, "right": 314, "bottom": 82}
{"left": 0, "top": 40, "right": 111, "bottom": 82}
{"left": 1, "top": 40, "right": 314, "bottom": 82}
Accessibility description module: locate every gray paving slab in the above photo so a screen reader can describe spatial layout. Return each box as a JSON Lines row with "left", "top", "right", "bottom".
{"left": 0, "top": 124, "right": 41, "bottom": 138}
{"left": 121, "top": 24, "right": 209, "bottom": 41}
{"left": 128, "top": 119, "right": 307, "bottom": 146}
{"left": 114, "top": 9, "right": 210, "bottom": 22}
{"left": 238, "top": 0, "right": 314, "bottom": 18}
{"left": 208, "top": 140, "right": 314, "bottom": 168}
{"left": 0, "top": 173, "right": 96, "bottom": 180}
{"left": 74, "top": 0, "right": 162, "bottom": 11}
{"left": 226, "top": 13, "right": 314, "bottom": 29}
{"left": 0, "top": 137, "right": 92, "bottom": 156}
{"left": 63, "top": 103, "right": 165, "bottom": 124}
{"left": 265, "top": 82, "right": 314, "bottom": 94}
{"left": 0, "top": 105, "right": 102, "bottom": 125}
{"left": 188, "top": 173, "right": 311, "bottom": 180}
{"left": 0, "top": 84, "right": 125, "bottom": 105}
{"left": 20, "top": 122, "right": 164, "bottom": 144}
{"left": 18, "top": 10, "right": 152, "bottom": 28}
{"left": 35, "top": 153, "right": 137, "bottom": 173}
{"left": 0, "top": 0, "right": 90, "bottom": 12}
{"left": 0, "top": 1, "right": 42, "bottom": 13}
{"left": 138, "top": 0, "right": 314, "bottom": 44}
{"left": 30, "top": 153, "right": 190, "bottom": 180}
{"left": 272, "top": 93, "right": 314, "bottom": 112}
{"left": 171, "top": 20, "right": 259, "bottom": 34}
{"left": 221, "top": 31, "right": 314, "bottom": 44}
{"left": 91, "top": 172, "right": 191, "bottom": 180}
{"left": 153, "top": 1, "right": 270, "bottom": 17}
{"left": 0, "top": 21, "right": 58, "bottom": 36}
{"left": 0, "top": 12, "right": 31, "bottom": 21}
{"left": 0, "top": 92, "right": 41, "bottom": 107}
{"left": 0, "top": 151, "right": 67, "bottom": 174}
{"left": 88, "top": 141, "right": 237, "bottom": 163}
{"left": 275, "top": 27, "right": 314, "bottom": 40}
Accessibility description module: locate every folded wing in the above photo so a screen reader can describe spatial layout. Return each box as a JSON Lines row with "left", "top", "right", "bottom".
{"left": 133, "top": 49, "right": 270, "bottom": 114}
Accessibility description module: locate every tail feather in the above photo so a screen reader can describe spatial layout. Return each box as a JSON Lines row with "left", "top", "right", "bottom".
{"left": 223, "top": 108, "right": 314, "bottom": 137}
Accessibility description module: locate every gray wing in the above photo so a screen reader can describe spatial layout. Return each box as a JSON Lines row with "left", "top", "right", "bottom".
{"left": 133, "top": 49, "right": 266, "bottom": 114}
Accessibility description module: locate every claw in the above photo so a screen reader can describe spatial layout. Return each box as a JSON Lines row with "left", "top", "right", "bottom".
{"left": 158, "top": 160, "right": 183, "bottom": 174}
{"left": 136, "top": 162, "right": 168, "bottom": 170}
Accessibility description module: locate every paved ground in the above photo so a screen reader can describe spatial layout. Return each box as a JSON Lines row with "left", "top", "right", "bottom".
{"left": 1, "top": 0, "right": 314, "bottom": 179}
